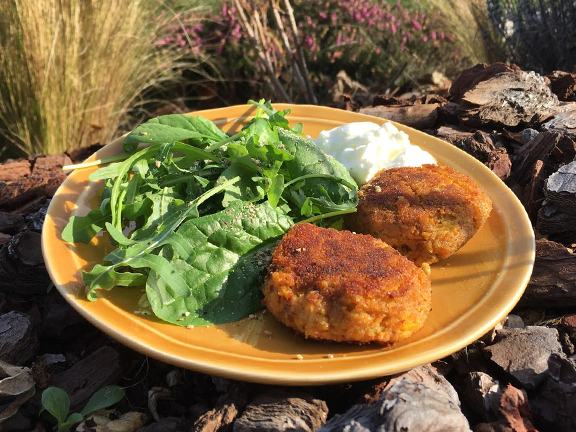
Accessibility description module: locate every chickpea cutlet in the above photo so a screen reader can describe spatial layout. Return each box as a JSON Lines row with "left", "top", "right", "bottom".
{"left": 263, "top": 223, "right": 432, "bottom": 345}
{"left": 345, "top": 164, "right": 493, "bottom": 266}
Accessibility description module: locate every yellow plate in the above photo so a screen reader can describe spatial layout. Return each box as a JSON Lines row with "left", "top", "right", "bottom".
{"left": 42, "top": 104, "right": 535, "bottom": 385}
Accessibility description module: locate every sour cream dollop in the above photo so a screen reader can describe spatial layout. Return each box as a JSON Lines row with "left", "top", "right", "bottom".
{"left": 312, "top": 121, "right": 436, "bottom": 185}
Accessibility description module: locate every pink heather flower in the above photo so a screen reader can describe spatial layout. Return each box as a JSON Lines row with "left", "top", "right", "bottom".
{"left": 430, "top": 31, "right": 436, "bottom": 39}
{"left": 412, "top": 20, "right": 422, "bottom": 31}
{"left": 390, "top": 23, "right": 396, "bottom": 34}
{"left": 400, "top": 45, "right": 405, "bottom": 51}
{"left": 319, "top": 12, "right": 327, "bottom": 19}
{"left": 375, "top": 47, "right": 381, "bottom": 54}
{"left": 439, "top": 32, "right": 445, "bottom": 39}
{"left": 336, "top": 31, "right": 342, "bottom": 46}
{"left": 222, "top": 3, "right": 227, "bottom": 15}
{"left": 422, "top": 36, "right": 428, "bottom": 42}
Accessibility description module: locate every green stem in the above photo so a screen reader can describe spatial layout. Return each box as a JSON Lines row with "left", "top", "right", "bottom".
{"left": 194, "top": 176, "right": 241, "bottom": 208}
{"left": 205, "top": 130, "right": 245, "bottom": 152}
{"left": 62, "top": 153, "right": 131, "bottom": 171}
{"left": 172, "top": 142, "right": 222, "bottom": 164}
{"left": 300, "top": 207, "right": 357, "bottom": 224}
{"left": 284, "top": 173, "right": 357, "bottom": 190}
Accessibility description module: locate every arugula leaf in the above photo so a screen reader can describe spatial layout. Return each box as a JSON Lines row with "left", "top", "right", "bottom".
{"left": 62, "top": 208, "right": 111, "bottom": 243}
{"left": 218, "top": 163, "right": 263, "bottom": 207}
{"left": 83, "top": 264, "right": 147, "bottom": 299}
{"left": 277, "top": 127, "right": 358, "bottom": 215}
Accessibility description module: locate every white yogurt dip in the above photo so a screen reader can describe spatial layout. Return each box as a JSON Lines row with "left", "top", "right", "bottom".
{"left": 312, "top": 121, "right": 436, "bottom": 185}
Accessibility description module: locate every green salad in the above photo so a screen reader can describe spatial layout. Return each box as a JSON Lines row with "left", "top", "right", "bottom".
{"left": 62, "top": 100, "right": 358, "bottom": 326}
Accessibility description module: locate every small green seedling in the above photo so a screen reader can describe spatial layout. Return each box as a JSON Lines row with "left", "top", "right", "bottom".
{"left": 41, "top": 385, "right": 125, "bottom": 432}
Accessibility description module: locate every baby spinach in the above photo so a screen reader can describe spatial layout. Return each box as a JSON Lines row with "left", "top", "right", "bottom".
{"left": 63, "top": 100, "right": 358, "bottom": 326}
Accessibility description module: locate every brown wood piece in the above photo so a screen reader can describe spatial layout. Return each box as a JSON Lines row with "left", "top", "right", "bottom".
{"left": 359, "top": 104, "right": 439, "bottom": 129}
{"left": 52, "top": 345, "right": 123, "bottom": 413}
{"left": 519, "top": 239, "right": 576, "bottom": 308}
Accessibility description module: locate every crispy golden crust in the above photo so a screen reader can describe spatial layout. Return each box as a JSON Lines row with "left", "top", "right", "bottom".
{"left": 262, "top": 223, "right": 431, "bottom": 344}
{"left": 345, "top": 164, "right": 492, "bottom": 266}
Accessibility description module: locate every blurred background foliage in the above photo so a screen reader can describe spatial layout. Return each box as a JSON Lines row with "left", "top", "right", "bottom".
{"left": 486, "top": 0, "right": 576, "bottom": 74}
{"left": 0, "top": 0, "right": 574, "bottom": 159}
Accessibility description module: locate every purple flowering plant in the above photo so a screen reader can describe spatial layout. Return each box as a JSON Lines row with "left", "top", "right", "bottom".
{"left": 157, "top": 1, "right": 464, "bottom": 102}
{"left": 293, "top": 0, "right": 462, "bottom": 92}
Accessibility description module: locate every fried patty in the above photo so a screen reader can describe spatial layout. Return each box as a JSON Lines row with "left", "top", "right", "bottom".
{"left": 262, "top": 223, "right": 431, "bottom": 344}
{"left": 345, "top": 164, "right": 492, "bottom": 266}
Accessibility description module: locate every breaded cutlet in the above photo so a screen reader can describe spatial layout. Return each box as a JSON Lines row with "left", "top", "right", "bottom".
{"left": 263, "top": 223, "right": 431, "bottom": 344}
{"left": 345, "top": 164, "right": 492, "bottom": 266}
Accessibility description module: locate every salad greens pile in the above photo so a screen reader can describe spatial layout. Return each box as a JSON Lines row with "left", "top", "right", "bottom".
{"left": 62, "top": 100, "right": 358, "bottom": 326}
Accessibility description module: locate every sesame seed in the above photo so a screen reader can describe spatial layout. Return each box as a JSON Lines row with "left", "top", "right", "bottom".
{"left": 186, "top": 324, "right": 195, "bottom": 329}
{"left": 295, "top": 354, "right": 304, "bottom": 360}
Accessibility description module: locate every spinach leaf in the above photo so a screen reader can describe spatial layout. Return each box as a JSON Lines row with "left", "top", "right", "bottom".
{"left": 146, "top": 201, "right": 292, "bottom": 325}
{"left": 123, "top": 114, "right": 228, "bottom": 152}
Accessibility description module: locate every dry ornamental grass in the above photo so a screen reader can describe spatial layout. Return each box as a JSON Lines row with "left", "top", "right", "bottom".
{"left": 0, "top": 0, "right": 201, "bottom": 157}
